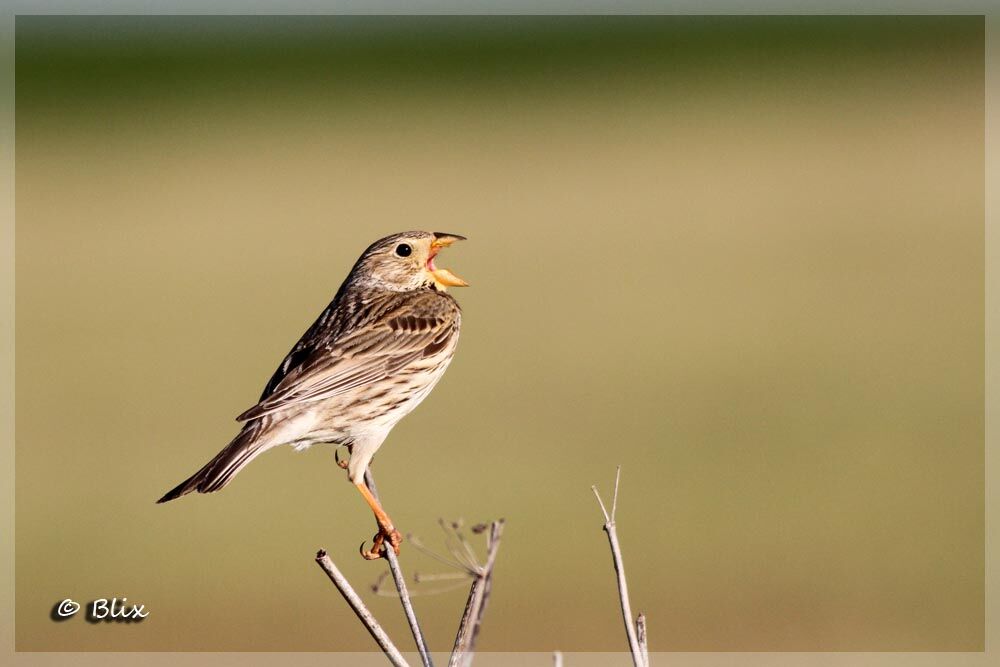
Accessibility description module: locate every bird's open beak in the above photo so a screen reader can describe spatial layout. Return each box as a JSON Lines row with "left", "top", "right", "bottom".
{"left": 427, "top": 233, "right": 468, "bottom": 289}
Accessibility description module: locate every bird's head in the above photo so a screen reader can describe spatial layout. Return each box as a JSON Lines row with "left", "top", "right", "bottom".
{"left": 351, "top": 231, "right": 468, "bottom": 292}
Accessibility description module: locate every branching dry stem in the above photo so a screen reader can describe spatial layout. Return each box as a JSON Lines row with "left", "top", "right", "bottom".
{"left": 592, "top": 465, "right": 647, "bottom": 667}
{"left": 447, "top": 519, "right": 505, "bottom": 667}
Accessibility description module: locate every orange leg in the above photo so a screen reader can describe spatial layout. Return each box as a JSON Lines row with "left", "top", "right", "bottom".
{"left": 355, "top": 481, "right": 403, "bottom": 560}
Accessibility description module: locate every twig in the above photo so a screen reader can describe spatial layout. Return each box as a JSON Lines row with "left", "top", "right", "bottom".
{"left": 366, "top": 468, "right": 435, "bottom": 667}
{"left": 636, "top": 613, "right": 649, "bottom": 667}
{"left": 448, "top": 518, "right": 505, "bottom": 667}
{"left": 468, "top": 520, "right": 504, "bottom": 651}
{"left": 438, "top": 519, "right": 480, "bottom": 572}
{"left": 372, "top": 570, "right": 472, "bottom": 597}
{"left": 409, "top": 533, "right": 472, "bottom": 572}
{"left": 314, "top": 550, "right": 410, "bottom": 667}
{"left": 592, "top": 466, "right": 644, "bottom": 667}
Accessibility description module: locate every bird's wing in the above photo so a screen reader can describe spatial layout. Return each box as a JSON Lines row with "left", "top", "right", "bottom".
{"left": 255, "top": 301, "right": 338, "bottom": 404}
{"left": 236, "top": 291, "right": 459, "bottom": 422}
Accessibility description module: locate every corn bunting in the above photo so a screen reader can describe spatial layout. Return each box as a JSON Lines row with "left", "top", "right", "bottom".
{"left": 157, "top": 231, "right": 467, "bottom": 559}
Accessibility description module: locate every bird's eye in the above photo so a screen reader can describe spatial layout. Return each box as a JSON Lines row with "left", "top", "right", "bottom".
{"left": 395, "top": 244, "right": 412, "bottom": 257}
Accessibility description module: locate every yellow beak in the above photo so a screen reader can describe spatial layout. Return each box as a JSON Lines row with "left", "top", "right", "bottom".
{"left": 428, "top": 234, "right": 468, "bottom": 289}
{"left": 431, "top": 268, "right": 468, "bottom": 288}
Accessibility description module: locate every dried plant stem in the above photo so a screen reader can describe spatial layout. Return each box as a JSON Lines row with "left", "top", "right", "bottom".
{"left": 366, "top": 468, "right": 434, "bottom": 667}
{"left": 468, "top": 520, "right": 504, "bottom": 651}
{"left": 603, "top": 521, "right": 642, "bottom": 666}
{"left": 636, "top": 613, "right": 649, "bottom": 667}
{"left": 592, "top": 466, "right": 645, "bottom": 667}
{"left": 448, "top": 519, "right": 505, "bottom": 667}
{"left": 315, "top": 549, "right": 410, "bottom": 667}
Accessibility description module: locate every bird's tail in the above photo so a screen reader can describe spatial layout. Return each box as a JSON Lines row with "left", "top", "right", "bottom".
{"left": 156, "top": 422, "right": 272, "bottom": 503}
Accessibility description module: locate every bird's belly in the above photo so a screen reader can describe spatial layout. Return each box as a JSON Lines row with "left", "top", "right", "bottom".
{"left": 277, "top": 344, "right": 457, "bottom": 450}
{"left": 269, "top": 411, "right": 342, "bottom": 451}
{"left": 344, "top": 353, "right": 455, "bottom": 437}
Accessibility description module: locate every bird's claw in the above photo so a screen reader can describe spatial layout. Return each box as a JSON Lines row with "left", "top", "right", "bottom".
{"left": 335, "top": 447, "right": 350, "bottom": 470}
{"left": 360, "top": 527, "right": 403, "bottom": 560}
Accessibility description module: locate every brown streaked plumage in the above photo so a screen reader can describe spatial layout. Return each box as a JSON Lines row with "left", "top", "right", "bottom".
{"left": 157, "top": 231, "right": 467, "bottom": 559}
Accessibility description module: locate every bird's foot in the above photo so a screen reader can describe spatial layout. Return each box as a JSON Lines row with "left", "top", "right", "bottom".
{"left": 360, "top": 527, "right": 403, "bottom": 560}
{"left": 335, "top": 447, "right": 350, "bottom": 470}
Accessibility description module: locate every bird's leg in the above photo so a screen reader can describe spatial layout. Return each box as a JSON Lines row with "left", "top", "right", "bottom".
{"left": 355, "top": 480, "right": 403, "bottom": 560}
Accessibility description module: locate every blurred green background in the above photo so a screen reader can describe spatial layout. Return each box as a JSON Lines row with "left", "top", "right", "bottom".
{"left": 15, "top": 16, "right": 984, "bottom": 652}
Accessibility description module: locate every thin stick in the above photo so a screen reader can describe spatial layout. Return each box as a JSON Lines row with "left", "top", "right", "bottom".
{"left": 611, "top": 464, "right": 622, "bottom": 520}
{"left": 315, "top": 550, "right": 410, "bottom": 667}
{"left": 365, "top": 468, "right": 435, "bottom": 667}
{"left": 409, "top": 534, "right": 471, "bottom": 571}
{"left": 448, "top": 519, "right": 505, "bottom": 667}
{"left": 592, "top": 466, "right": 643, "bottom": 667}
{"left": 449, "top": 576, "right": 485, "bottom": 667}
{"left": 438, "top": 519, "right": 479, "bottom": 572}
{"left": 592, "top": 485, "right": 611, "bottom": 523}
{"left": 636, "top": 612, "right": 649, "bottom": 667}
{"left": 467, "top": 520, "right": 504, "bottom": 652}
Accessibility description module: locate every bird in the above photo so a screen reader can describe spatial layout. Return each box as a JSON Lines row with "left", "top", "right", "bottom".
{"left": 157, "top": 231, "right": 467, "bottom": 559}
